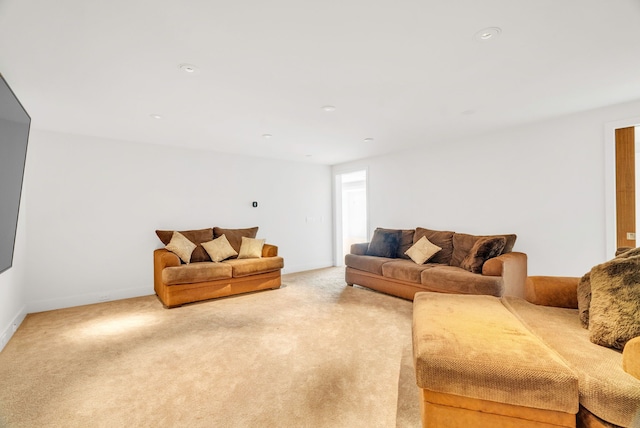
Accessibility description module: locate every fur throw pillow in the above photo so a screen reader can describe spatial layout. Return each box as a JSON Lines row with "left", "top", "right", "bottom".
{"left": 577, "top": 272, "right": 591, "bottom": 328}
{"left": 589, "top": 255, "right": 640, "bottom": 350}
{"left": 459, "top": 236, "right": 506, "bottom": 274}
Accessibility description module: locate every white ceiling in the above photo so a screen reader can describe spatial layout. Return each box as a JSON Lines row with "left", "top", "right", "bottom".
{"left": 1, "top": 0, "right": 640, "bottom": 165}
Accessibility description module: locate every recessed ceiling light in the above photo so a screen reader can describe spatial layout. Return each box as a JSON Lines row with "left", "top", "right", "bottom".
{"left": 364, "top": 137, "right": 374, "bottom": 143}
{"left": 150, "top": 114, "right": 163, "bottom": 119}
{"left": 179, "top": 63, "right": 199, "bottom": 73}
{"left": 474, "top": 27, "right": 501, "bottom": 41}
{"left": 262, "top": 133, "right": 273, "bottom": 139}
{"left": 461, "top": 109, "right": 476, "bottom": 115}
{"left": 321, "top": 105, "right": 336, "bottom": 112}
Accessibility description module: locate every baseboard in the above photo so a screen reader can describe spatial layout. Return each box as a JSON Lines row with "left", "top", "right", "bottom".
{"left": 282, "top": 261, "right": 335, "bottom": 275}
{"left": 0, "top": 305, "right": 27, "bottom": 353}
{"left": 27, "top": 286, "right": 153, "bottom": 314}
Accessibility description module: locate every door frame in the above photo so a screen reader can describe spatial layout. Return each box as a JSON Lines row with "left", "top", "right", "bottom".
{"left": 605, "top": 117, "right": 640, "bottom": 258}
{"left": 332, "top": 167, "right": 370, "bottom": 266}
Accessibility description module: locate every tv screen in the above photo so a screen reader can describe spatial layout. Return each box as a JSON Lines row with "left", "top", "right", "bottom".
{"left": 0, "top": 74, "right": 30, "bottom": 274}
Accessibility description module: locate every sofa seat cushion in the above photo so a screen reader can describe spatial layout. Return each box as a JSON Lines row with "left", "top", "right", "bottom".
{"left": 162, "top": 262, "right": 232, "bottom": 285}
{"left": 421, "top": 266, "right": 503, "bottom": 296}
{"left": 413, "top": 292, "right": 579, "bottom": 414}
{"left": 223, "top": 257, "right": 284, "bottom": 278}
{"left": 382, "top": 260, "right": 436, "bottom": 284}
{"left": 344, "top": 254, "right": 394, "bottom": 275}
{"left": 503, "top": 297, "right": 640, "bottom": 427}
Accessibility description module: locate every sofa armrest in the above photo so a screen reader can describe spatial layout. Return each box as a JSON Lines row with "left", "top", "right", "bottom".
{"left": 262, "top": 244, "right": 278, "bottom": 257}
{"left": 623, "top": 336, "right": 640, "bottom": 380}
{"left": 525, "top": 276, "right": 579, "bottom": 309}
{"left": 154, "top": 248, "right": 181, "bottom": 269}
{"left": 350, "top": 242, "right": 369, "bottom": 255}
{"left": 482, "top": 252, "right": 527, "bottom": 298}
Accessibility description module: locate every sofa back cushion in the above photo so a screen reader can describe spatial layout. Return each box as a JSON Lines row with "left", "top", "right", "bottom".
{"left": 397, "top": 229, "right": 415, "bottom": 259}
{"left": 450, "top": 233, "right": 517, "bottom": 268}
{"left": 213, "top": 227, "right": 259, "bottom": 256}
{"left": 156, "top": 228, "right": 214, "bottom": 263}
{"left": 413, "top": 227, "right": 454, "bottom": 265}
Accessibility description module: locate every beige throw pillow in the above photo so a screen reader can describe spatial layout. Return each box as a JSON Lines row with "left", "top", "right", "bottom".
{"left": 238, "top": 237, "right": 265, "bottom": 259}
{"left": 405, "top": 236, "right": 442, "bottom": 265}
{"left": 165, "top": 231, "right": 197, "bottom": 264}
{"left": 201, "top": 234, "right": 238, "bottom": 262}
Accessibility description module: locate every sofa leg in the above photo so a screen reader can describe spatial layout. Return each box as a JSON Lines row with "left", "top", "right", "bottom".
{"left": 346, "top": 283, "right": 354, "bottom": 286}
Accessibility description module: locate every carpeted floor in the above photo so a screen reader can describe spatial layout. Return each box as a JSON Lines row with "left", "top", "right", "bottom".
{"left": 0, "top": 267, "right": 420, "bottom": 428}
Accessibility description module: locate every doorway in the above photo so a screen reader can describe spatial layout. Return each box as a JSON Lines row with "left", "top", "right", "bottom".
{"left": 335, "top": 170, "right": 368, "bottom": 266}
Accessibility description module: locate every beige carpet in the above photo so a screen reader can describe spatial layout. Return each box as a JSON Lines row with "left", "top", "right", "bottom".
{"left": 0, "top": 267, "right": 420, "bottom": 428}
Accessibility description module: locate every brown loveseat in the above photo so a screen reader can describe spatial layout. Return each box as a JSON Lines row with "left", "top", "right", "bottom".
{"left": 345, "top": 227, "right": 527, "bottom": 299}
{"left": 154, "top": 227, "right": 284, "bottom": 308}
{"left": 412, "top": 273, "right": 640, "bottom": 427}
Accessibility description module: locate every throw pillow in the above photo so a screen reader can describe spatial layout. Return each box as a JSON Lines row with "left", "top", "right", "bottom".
{"left": 404, "top": 236, "right": 442, "bottom": 265}
{"left": 450, "top": 233, "right": 517, "bottom": 267}
{"left": 156, "top": 228, "right": 213, "bottom": 263}
{"left": 397, "top": 229, "right": 416, "bottom": 259}
{"left": 213, "top": 227, "right": 259, "bottom": 255}
{"left": 577, "top": 272, "right": 591, "bottom": 328}
{"left": 366, "top": 228, "right": 402, "bottom": 258}
{"left": 237, "top": 237, "right": 265, "bottom": 259}
{"left": 413, "top": 228, "right": 454, "bottom": 264}
{"left": 165, "top": 231, "right": 197, "bottom": 264}
{"left": 201, "top": 234, "right": 238, "bottom": 262}
{"left": 459, "top": 236, "right": 507, "bottom": 274}
{"left": 589, "top": 255, "right": 640, "bottom": 350}
{"left": 577, "top": 247, "right": 640, "bottom": 328}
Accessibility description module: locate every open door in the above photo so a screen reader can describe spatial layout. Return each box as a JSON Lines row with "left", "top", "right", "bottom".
{"left": 615, "top": 127, "right": 636, "bottom": 249}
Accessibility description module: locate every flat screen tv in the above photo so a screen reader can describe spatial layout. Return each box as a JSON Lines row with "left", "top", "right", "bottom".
{"left": 0, "top": 74, "right": 30, "bottom": 274}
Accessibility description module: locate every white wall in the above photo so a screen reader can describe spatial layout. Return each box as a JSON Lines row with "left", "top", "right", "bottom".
{"left": 334, "top": 99, "right": 640, "bottom": 277}
{"left": 23, "top": 130, "right": 333, "bottom": 313}
{"left": 0, "top": 198, "right": 27, "bottom": 351}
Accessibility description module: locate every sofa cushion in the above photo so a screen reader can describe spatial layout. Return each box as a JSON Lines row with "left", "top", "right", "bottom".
{"left": 503, "top": 297, "right": 640, "bottom": 427}
{"left": 223, "top": 257, "right": 284, "bottom": 278}
{"left": 345, "top": 254, "right": 394, "bottom": 275}
{"left": 421, "top": 265, "right": 503, "bottom": 296}
{"left": 589, "top": 255, "right": 640, "bottom": 350}
{"left": 404, "top": 236, "right": 441, "bottom": 265}
{"left": 165, "top": 231, "right": 197, "bottom": 264}
{"left": 397, "top": 229, "right": 415, "bottom": 259}
{"left": 450, "top": 233, "right": 516, "bottom": 267}
{"left": 238, "top": 237, "right": 265, "bottom": 259}
{"left": 156, "top": 228, "right": 213, "bottom": 263}
{"left": 413, "top": 292, "right": 579, "bottom": 414}
{"left": 366, "top": 228, "right": 402, "bottom": 258}
{"left": 213, "top": 227, "right": 259, "bottom": 255}
{"left": 162, "top": 261, "right": 233, "bottom": 285}
{"left": 459, "top": 236, "right": 506, "bottom": 274}
{"left": 413, "top": 228, "right": 454, "bottom": 265}
{"left": 382, "top": 260, "right": 436, "bottom": 283}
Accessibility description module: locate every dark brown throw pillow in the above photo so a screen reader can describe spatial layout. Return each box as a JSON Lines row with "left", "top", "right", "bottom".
{"left": 577, "top": 272, "right": 591, "bottom": 328}
{"left": 156, "top": 228, "right": 213, "bottom": 263}
{"left": 413, "top": 227, "right": 454, "bottom": 265}
{"left": 213, "top": 227, "right": 259, "bottom": 255}
{"left": 589, "top": 255, "right": 640, "bottom": 350}
{"left": 459, "top": 236, "right": 507, "bottom": 274}
{"left": 450, "top": 233, "right": 517, "bottom": 267}
{"left": 366, "top": 228, "right": 402, "bottom": 258}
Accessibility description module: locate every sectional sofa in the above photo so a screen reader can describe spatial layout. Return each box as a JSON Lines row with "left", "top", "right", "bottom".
{"left": 345, "top": 227, "right": 527, "bottom": 299}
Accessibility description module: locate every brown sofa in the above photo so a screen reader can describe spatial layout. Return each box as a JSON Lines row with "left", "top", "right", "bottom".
{"left": 153, "top": 227, "right": 284, "bottom": 308}
{"left": 412, "top": 276, "right": 640, "bottom": 428}
{"left": 345, "top": 227, "right": 527, "bottom": 299}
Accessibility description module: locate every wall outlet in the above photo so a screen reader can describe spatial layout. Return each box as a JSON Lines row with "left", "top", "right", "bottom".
{"left": 98, "top": 294, "right": 110, "bottom": 302}
{"left": 12, "top": 322, "right": 17, "bottom": 332}
{"left": 627, "top": 232, "right": 636, "bottom": 240}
